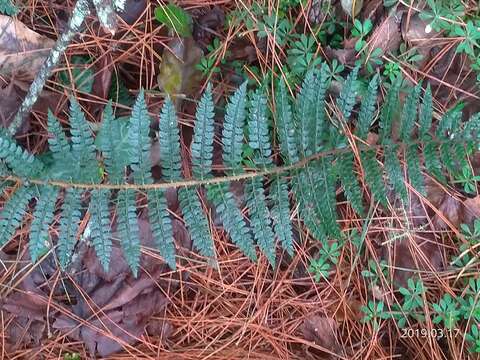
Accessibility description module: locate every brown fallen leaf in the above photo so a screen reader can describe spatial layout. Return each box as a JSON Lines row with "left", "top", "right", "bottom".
{"left": 301, "top": 315, "right": 341, "bottom": 359}
{"left": 0, "top": 15, "right": 54, "bottom": 78}
{"left": 367, "top": 14, "right": 402, "bottom": 59}
{"left": 193, "top": 6, "right": 225, "bottom": 51}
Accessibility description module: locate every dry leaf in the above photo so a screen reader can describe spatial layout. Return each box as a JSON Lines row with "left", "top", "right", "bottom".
{"left": 301, "top": 315, "right": 340, "bottom": 359}
{"left": 367, "top": 14, "right": 402, "bottom": 58}
{"left": 340, "top": 0, "right": 363, "bottom": 17}
{"left": 0, "top": 15, "right": 54, "bottom": 78}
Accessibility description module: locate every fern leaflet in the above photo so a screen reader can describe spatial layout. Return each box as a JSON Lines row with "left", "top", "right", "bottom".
{"left": 275, "top": 79, "right": 298, "bottom": 164}
{"left": 337, "top": 152, "right": 364, "bottom": 215}
{"left": 30, "top": 187, "right": 58, "bottom": 262}
{"left": 0, "top": 186, "right": 33, "bottom": 246}
{"left": 89, "top": 189, "right": 113, "bottom": 272}
{"left": 337, "top": 65, "right": 359, "bottom": 121}
{"left": 356, "top": 74, "right": 379, "bottom": 140}
{"left": 116, "top": 189, "right": 140, "bottom": 276}
{"left": 269, "top": 175, "right": 294, "bottom": 256}
{"left": 57, "top": 188, "right": 82, "bottom": 269}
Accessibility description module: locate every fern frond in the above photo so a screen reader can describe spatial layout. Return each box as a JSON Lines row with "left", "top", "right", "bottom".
{"left": 207, "top": 183, "right": 257, "bottom": 261}
{"left": 178, "top": 187, "right": 215, "bottom": 260}
{"left": 436, "top": 106, "right": 462, "bottom": 139}
{"left": 361, "top": 150, "right": 387, "bottom": 206}
{"left": 293, "top": 172, "right": 327, "bottom": 241}
{"left": 0, "top": 134, "right": 43, "bottom": 177}
{"left": 310, "top": 63, "right": 330, "bottom": 153}
{"left": 69, "top": 98, "right": 98, "bottom": 182}
{"left": 248, "top": 88, "right": 272, "bottom": 166}
{"left": 245, "top": 177, "right": 276, "bottom": 266}
{"left": 57, "top": 188, "right": 82, "bottom": 269}
{"left": 356, "top": 74, "right": 379, "bottom": 140}
{"left": 384, "top": 143, "right": 407, "bottom": 202}
{"left": 116, "top": 189, "right": 140, "bottom": 276}
{"left": 222, "top": 81, "right": 248, "bottom": 172}
{"left": 337, "top": 65, "right": 359, "bottom": 121}
{"left": 158, "top": 97, "right": 182, "bottom": 181}
{"left": 314, "top": 158, "right": 340, "bottom": 238}
{"left": 296, "top": 69, "right": 316, "bottom": 156}
{"left": 440, "top": 142, "right": 457, "bottom": 175}
{"left": 147, "top": 189, "right": 176, "bottom": 269}
{"left": 275, "top": 79, "right": 298, "bottom": 164}
{"left": 97, "top": 101, "right": 129, "bottom": 184}
{"left": 379, "top": 75, "right": 402, "bottom": 143}
{"left": 192, "top": 83, "right": 215, "bottom": 180}
{"left": 418, "top": 84, "right": 432, "bottom": 138}
{"left": 406, "top": 144, "right": 425, "bottom": 195}
{"left": 269, "top": 175, "right": 294, "bottom": 256}
{"left": 128, "top": 89, "right": 153, "bottom": 185}
{"left": 399, "top": 83, "right": 422, "bottom": 142}
{"left": 337, "top": 152, "right": 364, "bottom": 215}
{"left": 0, "top": 186, "right": 33, "bottom": 246}
{"left": 30, "top": 187, "right": 58, "bottom": 262}
{"left": 47, "top": 110, "right": 71, "bottom": 159}
{"left": 423, "top": 137, "right": 445, "bottom": 181}
{"left": 89, "top": 189, "right": 112, "bottom": 272}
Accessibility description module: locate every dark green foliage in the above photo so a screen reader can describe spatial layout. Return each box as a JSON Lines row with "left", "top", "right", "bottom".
{"left": 207, "top": 183, "right": 257, "bottom": 261}
{"left": 384, "top": 143, "right": 407, "bottom": 202}
{"left": 337, "top": 153, "right": 364, "bottom": 215}
{"left": 30, "top": 187, "right": 58, "bottom": 262}
{"left": 245, "top": 177, "right": 276, "bottom": 266}
{"left": 0, "top": 68, "right": 479, "bottom": 275}
{"left": 361, "top": 150, "right": 387, "bottom": 207}
{"left": 337, "top": 65, "right": 359, "bottom": 121}
{"left": 222, "top": 82, "right": 248, "bottom": 172}
{"left": 147, "top": 189, "right": 176, "bottom": 269}
{"left": 116, "top": 189, "right": 141, "bottom": 277}
{"left": 269, "top": 176, "right": 294, "bottom": 256}
{"left": 356, "top": 74, "right": 379, "bottom": 140}
{"left": 275, "top": 79, "right": 298, "bottom": 164}
{"left": 0, "top": 186, "right": 33, "bottom": 246}
{"left": 58, "top": 188, "right": 82, "bottom": 269}
{"left": 178, "top": 187, "right": 215, "bottom": 260}
{"left": 191, "top": 83, "right": 215, "bottom": 180}
{"left": 89, "top": 189, "right": 112, "bottom": 272}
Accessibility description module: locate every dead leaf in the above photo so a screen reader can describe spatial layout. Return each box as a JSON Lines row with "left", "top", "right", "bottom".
{"left": 367, "top": 14, "right": 402, "bottom": 58}
{"left": 301, "top": 315, "right": 340, "bottom": 359}
{"left": 464, "top": 196, "right": 480, "bottom": 225}
{"left": 157, "top": 37, "right": 203, "bottom": 101}
{"left": 193, "top": 6, "right": 225, "bottom": 50}
{"left": 340, "top": 0, "right": 363, "bottom": 17}
{"left": 119, "top": 0, "right": 147, "bottom": 25}
{"left": 0, "top": 15, "right": 54, "bottom": 78}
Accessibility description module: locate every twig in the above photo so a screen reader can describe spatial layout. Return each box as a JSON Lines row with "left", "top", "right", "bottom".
{"left": 8, "top": 0, "right": 91, "bottom": 135}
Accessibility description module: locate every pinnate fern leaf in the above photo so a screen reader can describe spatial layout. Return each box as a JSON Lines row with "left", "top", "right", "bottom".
{"left": 337, "top": 152, "right": 364, "bottom": 215}
{"left": 57, "top": 188, "right": 82, "bottom": 269}
{"left": 275, "top": 79, "right": 298, "bottom": 164}
{"left": 296, "top": 69, "right": 317, "bottom": 157}
{"left": 0, "top": 186, "right": 33, "bottom": 246}
{"left": 207, "top": 183, "right": 257, "bottom": 261}
{"left": 147, "top": 189, "right": 176, "bottom": 269}
{"left": 246, "top": 177, "right": 276, "bottom": 266}
{"left": 310, "top": 63, "right": 330, "bottom": 153}
{"left": 361, "top": 150, "right": 387, "bottom": 207}
{"left": 116, "top": 189, "right": 140, "bottom": 276}
{"left": 222, "top": 81, "right": 248, "bottom": 172}
{"left": 128, "top": 89, "right": 153, "bottom": 185}
{"left": 248, "top": 88, "right": 272, "bottom": 166}
{"left": 158, "top": 96, "right": 182, "bottom": 181}
{"left": 406, "top": 144, "right": 425, "bottom": 196}
{"left": 269, "top": 175, "right": 294, "bottom": 256}
{"left": 30, "top": 187, "right": 58, "bottom": 262}
{"left": 384, "top": 143, "right": 407, "bottom": 202}
{"left": 192, "top": 83, "right": 215, "bottom": 180}
{"left": 399, "top": 83, "right": 422, "bottom": 142}
{"left": 356, "top": 74, "right": 379, "bottom": 140}
{"left": 178, "top": 187, "right": 215, "bottom": 260}
{"left": 337, "top": 65, "right": 359, "bottom": 121}
{"left": 89, "top": 189, "right": 113, "bottom": 272}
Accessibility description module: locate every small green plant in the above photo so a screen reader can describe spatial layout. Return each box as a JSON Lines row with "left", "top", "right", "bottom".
{"left": 466, "top": 324, "right": 480, "bottom": 353}
{"left": 361, "top": 300, "right": 390, "bottom": 331}
{"left": 257, "top": 16, "right": 292, "bottom": 46}
{"left": 308, "top": 256, "right": 331, "bottom": 282}
{"left": 383, "top": 62, "right": 401, "bottom": 83}
{"left": 58, "top": 56, "right": 94, "bottom": 94}
{"left": 287, "top": 34, "right": 321, "bottom": 77}
{"left": 351, "top": 19, "right": 373, "bottom": 52}
{"left": 453, "top": 165, "right": 480, "bottom": 194}
{"left": 154, "top": 3, "right": 192, "bottom": 37}
{"left": 432, "top": 293, "right": 461, "bottom": 329}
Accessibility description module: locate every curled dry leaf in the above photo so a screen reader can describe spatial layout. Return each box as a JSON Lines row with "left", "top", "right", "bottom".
{"left": 367, "top": 14, "right": 402, "bottom": 59}
{"left": 0, "top": 15, "right": 54, "bottom": 78}
{"left": 301, "top": 315, "right": 340, "bottom": 359}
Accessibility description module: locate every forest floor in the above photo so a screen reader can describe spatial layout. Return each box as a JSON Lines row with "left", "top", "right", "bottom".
{"left": 1, "top": 0, "right": 480, "bottom": 359}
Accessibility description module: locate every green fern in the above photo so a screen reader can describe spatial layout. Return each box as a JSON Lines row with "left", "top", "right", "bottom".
{"left": 89, "top": 189, "right": 113, "bottom": 272}
{"left": 356, "top": 74, "right": 379, "bottom": 140}
{"left": 275, "top": 79, "right": 299, "bottom": 164}
{"left": 192, "top": 83, "right": 215, "bottom": 180}
{"left": 116, "top": 189, "right": 141, "bottom": 276}
{"left": 222, "top": 82, "right": 248, "bottom": 172}
{"left": 0, "top": 186, "right": 33, "bottom": 246}
{"left": 57, "top": 188, "right": 82, "bottom": 269}
{"left": 0, "top": 66, "right": 479, "bottom": 276}
{"left": 30, "top": 187, "right": 58, "bottom": 262}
